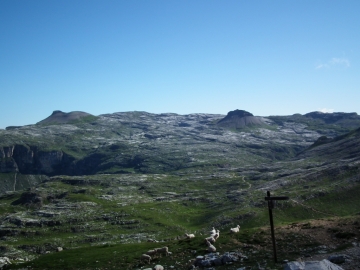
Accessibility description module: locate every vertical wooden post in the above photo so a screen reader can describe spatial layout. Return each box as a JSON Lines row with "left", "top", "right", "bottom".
{"left": 267, "top": 191, "right": 277, "bottom": 263}
{"left": 265, "top": 191, "right": 289, "bottom": 264}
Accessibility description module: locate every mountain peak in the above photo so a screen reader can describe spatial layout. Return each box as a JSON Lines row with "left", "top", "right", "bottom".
{"left": 216, "top": 109, "right": 265, "bottom": 129}
{"left": 226, "top": 109, "right": 254, "bottom": 118}
{"left": 51, "top": 110, "right": 65, "bottom": 115}
{"left": 37, "top": 110, "right": 94, "bottom": 125}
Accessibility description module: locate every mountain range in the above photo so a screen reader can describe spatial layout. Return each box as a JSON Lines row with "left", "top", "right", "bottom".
{"left": 1, "top": 109, "right": 360, "bottom": 194}
{"left": 1, "top": 109, "right": 360, "bottom": 269}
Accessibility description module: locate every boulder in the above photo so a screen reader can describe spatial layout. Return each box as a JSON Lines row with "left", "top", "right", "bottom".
{"left": 212, "top": 257, "right": 223, "bottom": 266}
{"left": 327, "top": 254, "right": 347, "bottom": 264}
{"left": 0, "top": 257, "right": 11, "bottom": 268}
{"left": 198, "top": 259, "right": 212, "bottom": 267}
{"left": 12, "top": 191, "right": 43, "bottom": 207}
{"left": 221, "top": 253, "right": 237, "bottom": 264}
{"left": 284, "top": 261, "right": 305, "bottom": 270}
{"left": 284, "top": 259, "right": 344, "bottom": 270}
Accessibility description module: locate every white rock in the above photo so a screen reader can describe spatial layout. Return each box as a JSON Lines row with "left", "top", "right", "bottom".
{"left": 284, "top": 259, "right": 344, "bottom": 270}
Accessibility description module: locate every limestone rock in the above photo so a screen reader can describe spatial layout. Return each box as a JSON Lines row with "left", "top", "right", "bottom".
{"left": 217, "top": 109, "right": 266, "bottom": 129}
{"left": 284, "top": 259, "right": 344, "bottom": 270}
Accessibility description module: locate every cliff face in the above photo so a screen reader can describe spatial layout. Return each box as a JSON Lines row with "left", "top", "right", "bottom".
{"left": 0, "top": 146, "right": 18, "bottom": 173}
{"left": 0, "top": 145, "right": 75, "bottom": 175}
{"left": 0, "top": 145, "right": 76, "bottom": 193}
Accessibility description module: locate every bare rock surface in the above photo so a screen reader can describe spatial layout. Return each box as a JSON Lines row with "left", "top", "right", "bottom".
{"left": 284, "top": 259, "right": 344, "bottom": 270}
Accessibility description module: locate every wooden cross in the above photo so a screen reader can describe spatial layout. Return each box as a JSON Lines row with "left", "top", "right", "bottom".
{"left": 265, "top": 191, "right": 289, "bottom": 263}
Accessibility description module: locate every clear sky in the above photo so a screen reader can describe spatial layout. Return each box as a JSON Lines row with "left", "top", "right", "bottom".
{"left": 1, "top": 0, "right": 359, "bottom": 129}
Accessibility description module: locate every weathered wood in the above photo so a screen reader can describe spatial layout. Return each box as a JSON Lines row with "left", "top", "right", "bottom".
{"left": 265, "top": 191, "right": 289, "bottom": 263}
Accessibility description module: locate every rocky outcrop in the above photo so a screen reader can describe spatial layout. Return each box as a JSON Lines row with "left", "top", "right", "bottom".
{"left": 284, "top": 259, "right": 344, "bottom": 270}
{"left": 36, "top": 110, "right": 94, "bottom": 125}
{"left": 11, "top": 190, "right": 44, "bottom": 207}
{"left": 0, "top": 257, "right": 11, "bottom": 268}
{"left": 188, "top": 251, "right": 247, "bottom": 268}
{"left": 216, "top": 109, "right": 267, "bottom": 129}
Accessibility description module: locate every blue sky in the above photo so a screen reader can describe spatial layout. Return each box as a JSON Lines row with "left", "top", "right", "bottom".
{"left": 1, "top": 0, "right": 359, "bottom": 129}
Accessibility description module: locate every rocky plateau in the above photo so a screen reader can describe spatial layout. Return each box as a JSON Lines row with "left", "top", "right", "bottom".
{"left": 0, "top": 109, "right": 360, "bottom": 269}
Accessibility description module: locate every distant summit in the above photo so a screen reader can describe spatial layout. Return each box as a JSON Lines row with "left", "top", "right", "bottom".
{"left": 37, "top": 110, "right": 94, "bottom": 125}
{"left": 305, "top": 111, "right": 360, "bottom": 125}
{"left": 224, "top": 109, "right": 254, "bottom": 118}
{"left": 216, "top": 109, "right": 266, "bottom": 129}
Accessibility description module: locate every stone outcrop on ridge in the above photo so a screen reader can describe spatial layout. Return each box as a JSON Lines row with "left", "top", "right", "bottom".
{"left": 216, "top": 109, "right": 267, "bottom": 129}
